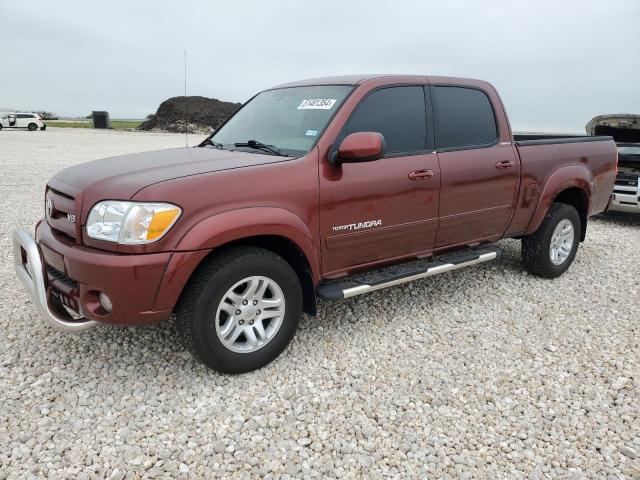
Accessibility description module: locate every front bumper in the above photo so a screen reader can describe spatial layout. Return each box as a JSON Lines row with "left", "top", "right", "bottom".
{"left": 12, "top": 221, "right": 184, "bottom": 329}
{"left": 13, "top": 228, "right": 96, "bottom": 332}
{"left": 609, "top": 192, "right": 640, "bottom": 213}
{"left": 610, "top": 171, "right": 640, "bottom": 213}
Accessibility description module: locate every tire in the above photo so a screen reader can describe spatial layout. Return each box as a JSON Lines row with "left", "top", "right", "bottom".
{"left": 0, "top": 124, "right": 3, "bottom": 130}
{"left": 522, "top": 203, "right": 581, "bottom": 278}
{"left": 28, "top": 123, "right": 38, "bottom": 131}
{"left": 176, "top": 247, "right": 303, "bottom": 374}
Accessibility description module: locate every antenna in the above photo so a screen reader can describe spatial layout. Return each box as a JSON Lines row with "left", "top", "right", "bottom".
{"left": 184, "top": 50, "right": 188, "bottom": 147}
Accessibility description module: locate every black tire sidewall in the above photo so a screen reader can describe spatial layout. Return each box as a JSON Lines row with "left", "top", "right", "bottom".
{"left": 190, "top": 254, "right": 302, "bottom": 373}
{"left": 28, "top": 123, "right": 37, "bottom": 131}
{"left": 539, "top": 204, "right": 581, "bottom": 276}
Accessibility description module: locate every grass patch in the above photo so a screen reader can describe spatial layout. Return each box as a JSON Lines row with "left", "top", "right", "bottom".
{"left": 47, "top": 120, "right": 142, "bottom": 130}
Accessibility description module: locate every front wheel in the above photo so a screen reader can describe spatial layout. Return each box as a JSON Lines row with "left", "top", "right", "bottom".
{"left": 176, "top": 247, "right": 303, "bottom": 373}
{"left": 522, "top": 203, "right": 581, "bottom": 278}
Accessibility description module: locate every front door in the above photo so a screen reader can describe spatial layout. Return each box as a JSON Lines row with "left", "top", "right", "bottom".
{"left": 430, "top": 85, "right": 519, "bottom": 248}
{"left": 319, "top": 85, "right": 440, "bottom": 275}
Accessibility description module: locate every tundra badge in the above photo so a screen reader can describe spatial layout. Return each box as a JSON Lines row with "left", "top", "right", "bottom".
{"left": 332, "top": 219, "right": 382, "bottom": 232}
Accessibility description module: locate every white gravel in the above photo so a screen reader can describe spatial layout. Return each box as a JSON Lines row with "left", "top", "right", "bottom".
{"left": 1, "top": 128, "right": 639, "bottom": 479}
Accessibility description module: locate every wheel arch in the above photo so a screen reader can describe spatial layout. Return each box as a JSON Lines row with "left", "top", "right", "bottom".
{"left": 553, "top": 187, "right": 589, "bottom": 241}
{"left": 525, "top": 167, "right": 593, "bottom": 241}
{"left": 168, "top": 208, "right": 319, "bottom": 316}
{"left": 195, "top": 235, "right": 317, "bottom": 316}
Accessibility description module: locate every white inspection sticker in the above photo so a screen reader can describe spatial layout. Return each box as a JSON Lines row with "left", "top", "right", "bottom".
{"left": 304, "top": 129, "right": 318, "bottom": 137}
{"left": 297, "top": 98, "right": 337, "bottom": 110}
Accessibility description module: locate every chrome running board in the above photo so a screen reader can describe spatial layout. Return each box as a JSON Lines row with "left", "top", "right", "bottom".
{"left": 317, "top": 246, "right": 501, "bottom": 300}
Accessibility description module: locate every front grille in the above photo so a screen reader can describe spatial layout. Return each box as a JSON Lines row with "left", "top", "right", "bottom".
{"left": 615, "top": 172, "right": 638, "bottom": 187}
{"left": 46, "top": 265, "right": 79, "bottom": 289}
{"left": 620, "top": 153, "right": 640, "bottom": 163}
{"left": 46, "top": 187, "right": 79, "bottom": 242}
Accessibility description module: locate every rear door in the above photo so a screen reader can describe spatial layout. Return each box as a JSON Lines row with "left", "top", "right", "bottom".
{"left": 319, "top": 85, "right": 440, "bottom": 274}
{"left": 431, "top": 84, "right": 519, "bottom": 248}
{"left": 16, "top": 114, "right": 29, "bottom": 128}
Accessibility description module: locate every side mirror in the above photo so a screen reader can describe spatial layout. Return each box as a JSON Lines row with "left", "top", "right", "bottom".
{"left": 332, "top": 132, "right": 385, "bottom": 164}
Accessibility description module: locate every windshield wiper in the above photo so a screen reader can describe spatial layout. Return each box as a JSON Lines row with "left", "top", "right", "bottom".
{"left": 200, "top": 138, "right": 224, "bottom": 149}
{"left": 233, "top": 140, "right": 288, "bottom": 157}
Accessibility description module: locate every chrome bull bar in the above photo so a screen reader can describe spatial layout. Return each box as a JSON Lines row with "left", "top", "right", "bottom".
{"left": 12, "top": 228, "right": 97, "bottom": 332}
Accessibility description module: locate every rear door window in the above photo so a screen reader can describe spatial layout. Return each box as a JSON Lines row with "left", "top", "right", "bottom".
{"left": 432, "top": 86, "right": 498, "bottom": 150}
{"left": 342, "top": 86, "right": 427, "bottom": 154}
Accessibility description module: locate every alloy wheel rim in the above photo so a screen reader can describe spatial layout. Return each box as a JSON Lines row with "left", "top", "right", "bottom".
{"left": 215, "top": 276, "right": 286, "bottom": 353}
{"left": 549, "top": 219, "right": 574, "bottom": 265}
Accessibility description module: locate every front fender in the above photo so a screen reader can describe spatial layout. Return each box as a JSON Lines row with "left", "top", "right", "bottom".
{"left": 525, "top": 166, "right": 592, "bottom": 235}
{"left": 175, "top": 207, "right": 320, "bottom": 281}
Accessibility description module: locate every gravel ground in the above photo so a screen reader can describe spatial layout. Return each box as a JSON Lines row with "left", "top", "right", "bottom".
{"left": 1, "top": 128, "right": 639, "bottom": 479}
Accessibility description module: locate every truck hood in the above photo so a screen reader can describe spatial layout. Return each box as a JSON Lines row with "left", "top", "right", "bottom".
{"left": 49, "top": 146, "right": 289, "bottom": 203}
{"left": 586, "top": 114, "right": 640, "bottom": 143}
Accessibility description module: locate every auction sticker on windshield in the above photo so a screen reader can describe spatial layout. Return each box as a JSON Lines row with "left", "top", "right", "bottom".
{"left": 297, "top": 98, "right": 337, "bottom": 110}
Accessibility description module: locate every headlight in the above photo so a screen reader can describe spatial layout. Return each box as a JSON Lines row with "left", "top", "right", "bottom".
{"left": 87, "top": 201, "right": 181, "bottom": 244}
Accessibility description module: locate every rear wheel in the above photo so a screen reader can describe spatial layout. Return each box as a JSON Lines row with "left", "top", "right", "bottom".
{"left": 522, "top": 203, "right": 581, "bottom": 278}
{"left": 176, "top": 247, "right": 303, "bottom": 373}
{"left": 28, "top": 123, "right": 38, "bottom": 131}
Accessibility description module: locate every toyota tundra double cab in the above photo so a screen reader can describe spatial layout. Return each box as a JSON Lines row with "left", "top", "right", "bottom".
{"left": 13, "top": 75, "right": 617, "bottom": 373}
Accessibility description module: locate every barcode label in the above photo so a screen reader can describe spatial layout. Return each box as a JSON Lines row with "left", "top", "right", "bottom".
{"left": 297, "top": 98, "right": 337, "bottom": 110}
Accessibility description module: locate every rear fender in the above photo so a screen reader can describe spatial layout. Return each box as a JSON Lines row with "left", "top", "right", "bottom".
{"left": 525, "top": 166, "right": 592, "bottom": 235}
{"left": 175, "top": 207, "right": 320, "bottom": 282}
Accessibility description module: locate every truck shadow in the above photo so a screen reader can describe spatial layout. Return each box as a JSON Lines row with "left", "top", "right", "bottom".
{"left": 311, "top": 238, "right": 525, "bottom": 331}
{"left": 592, "top": 212, "right": 640, "bottom": 227}
{"left": 20, "top": 234, "right": 587, "bottom": 377}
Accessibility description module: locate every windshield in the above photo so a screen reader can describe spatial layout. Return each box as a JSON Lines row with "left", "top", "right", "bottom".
{"left": 208, "top": 85, "right": 353, "bottom": 156}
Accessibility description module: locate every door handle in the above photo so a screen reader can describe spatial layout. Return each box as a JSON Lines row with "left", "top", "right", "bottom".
{"left": 495, "top": 160, "right": 514, "bottom": 169}
{"left": 408, "top": 169, "right": 434, "bottom": 180}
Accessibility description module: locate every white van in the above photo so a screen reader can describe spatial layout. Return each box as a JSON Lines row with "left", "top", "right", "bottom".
{"left": 0, "top": 113, "right": 46, "bottom": 131}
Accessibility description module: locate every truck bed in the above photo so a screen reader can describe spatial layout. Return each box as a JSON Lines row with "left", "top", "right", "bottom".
{"left": 505, "top": 135, "right": 618, "bottom": 235}
{"left": 514, "top": 133, "right": 613, "bottom": 145}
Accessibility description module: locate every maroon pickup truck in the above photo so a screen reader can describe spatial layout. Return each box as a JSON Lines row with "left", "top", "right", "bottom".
{"left": 13, "top": 75, "right": 617, "bottom": 373}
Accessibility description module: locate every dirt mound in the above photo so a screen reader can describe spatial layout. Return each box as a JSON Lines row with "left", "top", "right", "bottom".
{"left": 138, "top": 96, "right": 241, "bottom": 133}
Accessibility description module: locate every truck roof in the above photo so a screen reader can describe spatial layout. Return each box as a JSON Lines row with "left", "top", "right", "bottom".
{"left": 270, "top": 74, "right": 493, "bottom": 90}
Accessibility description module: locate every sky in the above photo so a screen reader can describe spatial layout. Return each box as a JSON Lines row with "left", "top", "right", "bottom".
{"left": 1, "top": 0, "right": 639, "bottom": 132}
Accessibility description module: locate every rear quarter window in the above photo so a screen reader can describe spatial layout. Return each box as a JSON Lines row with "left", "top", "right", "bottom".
{"left": 432, "top": 86, "right": 498, "bottom": 150}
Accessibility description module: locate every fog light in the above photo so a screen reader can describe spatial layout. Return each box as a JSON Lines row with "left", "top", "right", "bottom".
{"left": 99, "top": 292, "right": 113, "bottom": 313}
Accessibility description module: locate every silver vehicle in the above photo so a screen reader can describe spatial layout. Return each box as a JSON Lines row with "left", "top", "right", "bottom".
{"left": 612, "top": 143, "right": 640, "bottom": 214}
{"left": 0, "top": 112, "right": 46, "bottom": 131}
{"left": 587, "top": 114, "right": 640, "bottom": 214}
